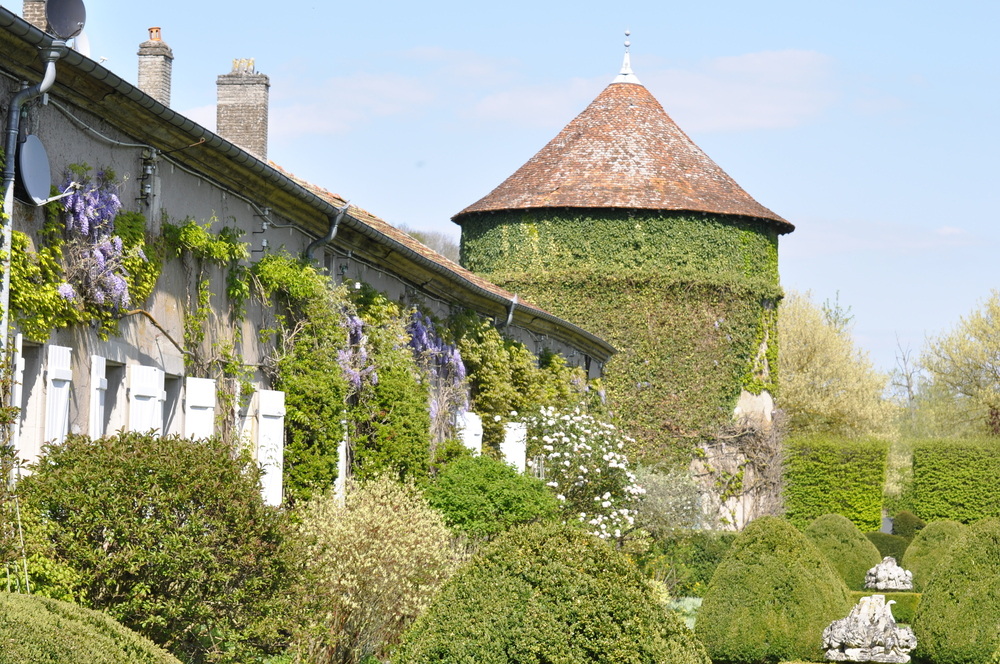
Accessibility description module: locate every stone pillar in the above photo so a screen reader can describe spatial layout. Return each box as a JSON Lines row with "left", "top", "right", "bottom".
{"left": 22, "top": 0, "right": 47, "bottom": 31}
{"left": 137, "top": 27, "right": 174, "bottom": 107}
{"left": 216, "top": 59, "right": 269, "bottom": 160}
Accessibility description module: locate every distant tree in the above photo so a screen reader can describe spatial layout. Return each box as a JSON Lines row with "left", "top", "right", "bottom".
{"left": 778, "top": 290, "right": 892, "bottom": 437}
{"left": 397, "top": 224, "right": 460, "bottom": 264}
{"left": 921, "top": 290, "right": 1000, "bottom": 435}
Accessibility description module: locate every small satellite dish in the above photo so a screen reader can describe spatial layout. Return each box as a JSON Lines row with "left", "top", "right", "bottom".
{"left": 71, "top": 28, "right": 91, "bottom": 57}
{"left": 16, "top": 135, "right": 52, "bottom": 206}
{"left": 45, "top": 0, "right": 86, "bottom": 40}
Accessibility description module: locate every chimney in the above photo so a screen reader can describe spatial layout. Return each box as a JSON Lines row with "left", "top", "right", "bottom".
{"left": 137, "top": 27, "right": 174, "bottom": 107}
{"left": 216, "top": 59, "right": 270, "bottom": 160}
{"left": 22, "top": 0, "right": 48, "bottom": 31}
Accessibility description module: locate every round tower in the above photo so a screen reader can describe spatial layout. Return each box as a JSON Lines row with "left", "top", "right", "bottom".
{"left": 454, "top": 40, "right": 794, "bottom": 465}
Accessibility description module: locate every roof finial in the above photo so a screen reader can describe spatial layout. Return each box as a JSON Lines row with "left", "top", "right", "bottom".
{"left": 613, "top": 29, "right": 642, "bottom": 84}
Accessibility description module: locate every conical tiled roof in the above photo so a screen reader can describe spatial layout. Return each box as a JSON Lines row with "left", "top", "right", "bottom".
{"left": 453, "top": 76, "right": 793, "bottom": 233}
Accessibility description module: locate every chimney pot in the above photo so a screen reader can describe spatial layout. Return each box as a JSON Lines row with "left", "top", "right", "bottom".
{"left": 149, "top": 27, "right": 162, "bottom": 41}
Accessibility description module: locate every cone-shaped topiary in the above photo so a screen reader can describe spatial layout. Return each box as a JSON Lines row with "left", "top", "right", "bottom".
{"left": 394, "top": 522, "right": 710, "bottom": 664}
{"left": 893, "top": 510, "right": 927, "bottom": 541}
{"left": 914, "top": 518, "right": 1000, "bottom": 664}
{"left": 805, "top": 513, "right": 883, "bottom": 590}
{"left": 695, "top": 516, "right": 852, "bottom": 663}
{"left": 901, "top": 519, "right": 965, "bottom": 592}
{"left": 0, "top": 592, "right": 181, "bottom": 664}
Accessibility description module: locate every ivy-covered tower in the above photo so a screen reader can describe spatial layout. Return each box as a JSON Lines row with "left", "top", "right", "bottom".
{"left": 454, "top": 42, "right": 794, "bottom": 465}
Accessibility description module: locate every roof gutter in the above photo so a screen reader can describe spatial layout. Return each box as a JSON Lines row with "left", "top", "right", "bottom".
{"left": 304, "top": 200, "right": 349, "bottom": 262}
{"left": 0, "top": 8, "right": 615, "bottom": 361}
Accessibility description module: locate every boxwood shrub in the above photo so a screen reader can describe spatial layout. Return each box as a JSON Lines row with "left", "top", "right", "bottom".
{"left": 394, "top": 522, "right": 710, "bottom": 664}
{"left": 914, "top": 518, "right": 1000, "bottom": 664}
{"left": 0, "top": 591, "right": 180, "bottom": 664}
{"left": 865, "top": 532, "right": 910, "bottom": 561}
{"left": 901, "top": 520, "right": 966, "bottom": 592}
{"left": 805, "top": 513, "right": 882, "bottom": 590}
{"left": 695, "top": 516, "right": 852, "bottom": 663}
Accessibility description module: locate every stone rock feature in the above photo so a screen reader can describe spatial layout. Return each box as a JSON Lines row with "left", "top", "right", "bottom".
{"left": 217, "top": 58, "right": 270, "bottom": 160}
{"left": 823, "top": 594, "right": 916, "bottom": 663}
{"left": 138, "top": 27, "right": 174, "bottom": 107}
{"left": 865, "top": 556, "right": 914, "bottom": 591}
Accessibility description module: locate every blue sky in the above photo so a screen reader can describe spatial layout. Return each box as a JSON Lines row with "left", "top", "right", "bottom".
{"left": 24, "top": 0, "right": 1000, "bottom": 374}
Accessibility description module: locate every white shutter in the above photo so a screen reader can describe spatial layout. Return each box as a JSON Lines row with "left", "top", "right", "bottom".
{"left": 44, "top": 345, "right": 72, "bottom": 447}
{"left": 457, "top": 411, "right": 483, "bottom": 455}
{"left": 89, "top": 356, "right": 108, "bottom": 439}
{"left": 501, "top": 421, "right": 527, "bottom": 473}
{"left": 256, "top": 390, "right": 285, "bottom": 506}
{"left": 128, "top": 365, "right": 165, "bottom": 435}
{"left": 10, "top": 334, "right": 25, "bottom": 461}
{"left": 184, "top": 377, "right": 216, "bottom": 439}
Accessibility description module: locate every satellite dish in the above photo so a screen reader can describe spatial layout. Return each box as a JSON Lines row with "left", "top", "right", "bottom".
{"left": 71, "top": 28, "right": 91, "bottom": 57}
{"left": 16, "top": 135, "right": 52, "bottom": 206}
{"left": 45, "top": 0, "right": 86, "bottom": 40}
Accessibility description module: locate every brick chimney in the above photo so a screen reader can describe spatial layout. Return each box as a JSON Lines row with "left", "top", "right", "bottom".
{"left": 137, "top": 27, "right": 174, "bottom": 107}
{"left": 216, "top": 59, "right": 270, "bottom": 160}
{"left": 22, "top": 0, "right": 47, "bottom": 31}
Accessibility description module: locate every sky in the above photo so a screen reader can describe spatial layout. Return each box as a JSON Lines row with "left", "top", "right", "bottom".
{"left": 15, "top": 0, "right": 1000, "bottom": 374}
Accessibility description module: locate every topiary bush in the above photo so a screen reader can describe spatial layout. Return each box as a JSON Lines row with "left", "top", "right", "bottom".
{"left": 901, "top": 519, "right": 966, "bottom": 592}
{"left": 640, "top": 530, "right": 737, "bottom": 598}
{"left": 394, "top": 522, "right": 710, "bottom": 664}
{"left": 865, "top": 532, "right": 910, "bottom": 561}
{"left": 0, "top": 591, "right": 181, "bottom": 664}
{"left": 695, "top": 516, "right": 852, "bottom": 663}
{"left": 893, "top": 510, "right": 927, "bottom": 541}
{"left": 423, "top": 455, "right": 559, "bottom": 543}
{"left": 19, "top": 431, "right": 292, "bottom": 664}
{"left": 914, "top": 518, "right": 1000, "bottom": 664}
{"left": 805, "top": 513, "right": 883, "bottom": 590}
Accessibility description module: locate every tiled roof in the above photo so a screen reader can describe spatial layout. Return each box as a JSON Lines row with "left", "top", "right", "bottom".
{"left": 453, "top": 81, "right": 793, "bottom": 233}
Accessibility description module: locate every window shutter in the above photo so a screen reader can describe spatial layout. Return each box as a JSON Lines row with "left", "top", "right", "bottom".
{"left": 44, "top": 345, "right": 73, "bottom": 446}
{"left": 128, "top": 365, "right": 165, "bottom": 435}
{"left": 89, "top": 356, "right": 108, "bottom": 439}
{"left": 256, "top": 390, "right": 286, "bottom": 506}
{"left": 184, "top": 377, "right": 216, "bottom": 439}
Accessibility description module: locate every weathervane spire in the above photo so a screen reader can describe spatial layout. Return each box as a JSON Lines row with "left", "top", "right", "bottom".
{"left": 613, "top": 29, "right": 642, "bottom": 84}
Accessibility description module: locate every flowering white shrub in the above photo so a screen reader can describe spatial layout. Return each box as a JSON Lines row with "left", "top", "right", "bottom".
{"left": 526, "top": 406, "right": 644, "bottom": 540}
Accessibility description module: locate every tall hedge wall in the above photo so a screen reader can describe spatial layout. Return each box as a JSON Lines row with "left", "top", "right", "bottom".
{"left": 910, "top": 438, "right": 1000, "bottom": 523}
{"left": 783, "top": 436, "right": 888, "bottom": 532}
{"left": 459, "top": 209, "right": 781, "bottom": 464}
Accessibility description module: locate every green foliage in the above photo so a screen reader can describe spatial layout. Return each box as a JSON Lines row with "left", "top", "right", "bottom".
{"left": 892, "top": 510, "right": 926, "bottom": 541}
{"left": 914, "top": 518, "right": 1000, "bottom": 664}
{"left": 19, "top": 431, "right": 292, "bottom": 664}
{"left": 901, "top": 520, "right": 966, "bottom": 592}
{"left": 290, "top": 477, "right": 455, "bottom": 664}
{"left": 804, "top": 514, "right": 882, "bottom": 590}
{"left": 395, "top": 521, "right": 711, "bottom": 664}
{"left": 0, "top": 591, "right": 181, "bottom": 664}
{"left": 639, "top": 531, "right": 737, "bottom": 598}
{"left": 783, "top": 435, "right": 888, "bottom": 532}
{"left": 8, "top": 230, "right": 85, "bottom": 339}
{"left": 695, "top": 516, "right": 852, "bottom": 664}
{"left": 778, "top": 291, "right": 892, "bottom": 438}
{"left": 633, "top": 466, "right": 705, "bottom": 540}
{"left": 864, "top": 532, "right": 910, "bottom": 561}
{"left": 423, "top": 455, "right": 559, "bottom": 542}
{"left": 459, "top": 208, "right": 780, "bottom": 465}
{"left": 910, "top": 438, "right": 1000, "bottom": 523}
{"left": 846, "top": 591, "right": 921, "bottom": 624}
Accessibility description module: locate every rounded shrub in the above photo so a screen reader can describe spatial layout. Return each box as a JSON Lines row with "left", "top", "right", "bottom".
{"left": 893, "top": 510, "right": 927, "bottom": 540}
{"left": 914, "top": 518, "right": 1000, "bottom": 664}
{"left": 901, "top": 519, "right": 965, "bottom": 592}
{"left": 865, "top": 531, "right": 910, "bottom": 560}
{"left": 805, "top": 513, "right": 883, "bottom": 590}
{"left": 0, "top": 591, "right": 180, "bottom": 664}
{"left": 423, "top": 455, "right": 559, "bottom": 542}
{"left": 695, "top": 516, "right": 852, "bottom": 663}
{"left": 394, "top": 522, "right": 710, "bottom": 664}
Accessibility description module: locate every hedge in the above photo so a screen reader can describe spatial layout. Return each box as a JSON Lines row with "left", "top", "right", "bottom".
{"left": 914, "top": 518, "right": 1000, "bottom": 664}
{"left": 910, "top": 438, "right": 1000, "bottom": 523}
{"left": 0, "top": 592, "right": 180, "bottom": 664}
{"left": 901, "top": 520, "right": 966, "bottom": 592}
{"left": 865, "top": 532, "right": 910, "bottom": 561}
{"left": 395, "top": 522, "right": 710, "bottom": 664}
{"left": 805, "top": 514, "right": 882, "bottom": 590}
{"left": 784, "top": 435, "right": 888, "bottom": 532}
{"left": 695, "top": 516, "right": 852, "bottom": 663}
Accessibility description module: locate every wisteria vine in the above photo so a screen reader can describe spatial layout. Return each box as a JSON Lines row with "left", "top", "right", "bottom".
{"left": 337, "top": 313, "right": 378, "bottom": 394}
{"left": 406, "top": 311, "right": 468, "bottom": 441}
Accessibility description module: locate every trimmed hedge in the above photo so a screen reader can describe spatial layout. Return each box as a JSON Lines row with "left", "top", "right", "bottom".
{"left": 892, "top": 510, "right": 926, "bottom": 540}
{"left": 914, "top": 518, "right": 1000, "bottom": 664}
{"left": 0, "top": 592, "right": 180, "bottom": 664}
{"left": 901, "top": 520, "right": 966, "bottom": 592}
{"left": 784, "top": 435, "right": 887, "bottom": 532}
{"left": 911, "top": 438, "right": 1000, "bottom": 523}
{"left": 394, "top": 522, "right": 710, "bottom": 664}
{"left": 865, "top": 532, "right": 910, "bottom": 561}
{"left": 695, "top": 517, "right": 852, "bottom": 663}
{"left": 847, "top": 591, "right": 920, "bottom": 624}
{"left": 805, "top": 514, "right": 882, "bottom": 590}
